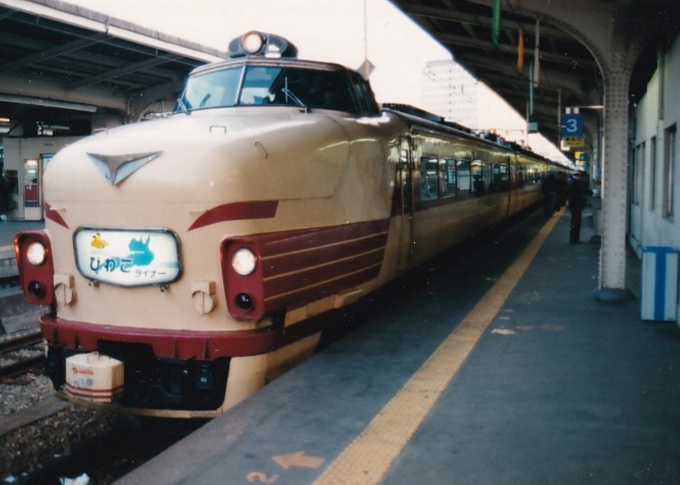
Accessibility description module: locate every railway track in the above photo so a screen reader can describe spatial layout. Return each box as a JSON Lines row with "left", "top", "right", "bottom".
{"left": 0, "top": 328, "right": 45, "bottom": 379}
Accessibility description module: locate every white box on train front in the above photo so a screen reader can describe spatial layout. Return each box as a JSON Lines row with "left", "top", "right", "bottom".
{"left": 65, "top": 352, "right": 124, "bottom": 403}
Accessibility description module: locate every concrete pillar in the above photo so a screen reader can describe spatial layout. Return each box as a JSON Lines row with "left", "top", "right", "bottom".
{"left": 594, "top": 54, "right": 633, "bottom": 302}
{"left": 466, "top": 0, "right": 647, "bottom": 302}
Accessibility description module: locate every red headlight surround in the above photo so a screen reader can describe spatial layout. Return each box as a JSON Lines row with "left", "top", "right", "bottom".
{"left": 14, "top": 231, "right": 55, "bottom": 305}
{"left": 221, "top": 239, "right": 265, "bottom": 321}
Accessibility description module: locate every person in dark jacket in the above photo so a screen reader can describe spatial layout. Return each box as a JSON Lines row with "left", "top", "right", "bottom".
{"left": 556, "top": 172, "right": 568, "bottom": 209}
{"left": 541, "top": 173, "right": 558, "bottom": 216}
{"left": 566, "top": 171, "right": 592, "bottom": 243}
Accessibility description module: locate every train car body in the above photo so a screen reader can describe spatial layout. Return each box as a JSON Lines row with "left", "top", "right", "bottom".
{"left": 14, "top": 32, "right": 565, "bottom": 417}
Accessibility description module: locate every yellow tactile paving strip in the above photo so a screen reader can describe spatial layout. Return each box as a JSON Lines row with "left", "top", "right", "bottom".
{"left": 314, "top": 212, "right": 562, "bottom": 485}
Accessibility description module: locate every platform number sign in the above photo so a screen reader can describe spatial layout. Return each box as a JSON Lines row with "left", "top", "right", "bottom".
{"left": 561, "top": 113, "right": 583, "bottom": 137}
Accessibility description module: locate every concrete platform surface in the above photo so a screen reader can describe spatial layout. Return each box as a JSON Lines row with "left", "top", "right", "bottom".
{"left": 111, "top": 210, "right": 679, "bottom": 485}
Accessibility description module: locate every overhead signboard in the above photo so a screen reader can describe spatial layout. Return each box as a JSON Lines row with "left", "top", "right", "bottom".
{"left": 561, "top": 113, "right": 583, "bottom": 137}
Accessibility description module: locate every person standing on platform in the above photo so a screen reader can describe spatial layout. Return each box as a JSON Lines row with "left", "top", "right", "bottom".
{"left": 556, "top": 172, "right": 568, "bottom": 210}
{"left": 566, "top": 170, "right": 592, "bottom": 243}
{"left": 541, "top": 172, "right": 557, "bottom": 216}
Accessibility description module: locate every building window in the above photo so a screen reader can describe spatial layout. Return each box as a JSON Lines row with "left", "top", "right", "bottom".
{"left": 633, "top": 142, "right": 645, "bottom": 205}
{"left": 663, "top": 125, "right": 676, "bottom": 218}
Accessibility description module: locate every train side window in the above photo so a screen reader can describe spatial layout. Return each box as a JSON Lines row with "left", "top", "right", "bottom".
{"left": 492, "top": 163, "right": 509, "bottom": 191}
{"left": 440, "top": 158, "right": 457, "bottom": 198}
{"left": 472, "top": 160, "right": 486, "bottom": 196}
{"left": 526, "top": 163, "right": 541, "bottom": 184}
{"left": 457, "top": 159, "right": 471, "bottom": 195}
{"left": 349, "top": 72, "right": 381, "bottom": 116}
{"left": 420, "top": 156, "right": 439, "bottom": 201}
{"left": 517, "top": 168, "right": 525, "bottom": 187}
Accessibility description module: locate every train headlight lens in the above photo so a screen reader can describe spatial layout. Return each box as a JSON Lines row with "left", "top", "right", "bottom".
{"left": 235, "top": 293, "right": 254, "bottom": 311}
{"left": 232, "top": 248, "right": 257, "bottom": 276}
{"left": 242, "top": 31, "right": 265, "bottom": 55}
{"left": 28, "top": 280, "right": 45, "bottom": 298}
{"left": 26, "top": 241, "right": 46, "bottom": 266}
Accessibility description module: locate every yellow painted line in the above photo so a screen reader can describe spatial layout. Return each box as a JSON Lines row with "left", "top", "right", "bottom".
{"left": 314, "top": 212, "right": 562, "bottom": 485}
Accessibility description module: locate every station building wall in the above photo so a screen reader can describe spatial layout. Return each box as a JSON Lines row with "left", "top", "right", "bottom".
{"left": 630, "top": 34, "right": 680, "bottom": 253}
{"left": 3, "top": 136, "right": 83, "bottom": 221}
{"left": 630, "top": 34, "right": 680, "bottom": 320}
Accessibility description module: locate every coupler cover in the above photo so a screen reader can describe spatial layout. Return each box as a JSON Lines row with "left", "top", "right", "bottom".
{"left": 65, "top": 352, "right": 124, "bottom": 403}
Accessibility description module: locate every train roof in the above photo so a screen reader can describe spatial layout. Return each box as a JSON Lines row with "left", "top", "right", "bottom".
{"left": 188, "top": 56, "right": 350, "bottom": 78}
{"left": 189, "top": 31, "right": 352, "bottom": 78}
{"left": 184, "top": 32, "right": 567, "bottom": 169}
{"left": 383, "top": 103, "right": 564, "bottom": 167}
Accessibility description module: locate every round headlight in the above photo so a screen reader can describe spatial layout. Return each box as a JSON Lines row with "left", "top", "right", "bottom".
{"left": 242, "top": 31, "right": 265, "bottom": 55}
{"left": 26, "top": 241, "right": 46, "bottom": 266}
{"left": 235, "top": 293, "right": 254, "bottom": 311}
{"left": 27, "top": 280, "right": 45, "bottom": 298}
{"left": 232, "top": 248, "right": 257, "bottom": 276}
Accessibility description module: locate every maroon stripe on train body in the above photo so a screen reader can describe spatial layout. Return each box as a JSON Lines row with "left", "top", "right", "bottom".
{"left": 189, "top": 200, "right": 279, "bottom": 231}
{"left": 40, "top": 315, "right": 324, "bottom": 360}
{"left": 264, "top": 265, "right": 382, "bottom": 309}
{"left": 255, "top": 220, "right": 388, "bottom": 313}
{"left": 45, "top": 203, "right": 69, "bottom": 229}
{"left": 263, "top": 251, "right": 384, "bottom": 302}
{"left": 262, "top": 233, "right": 388, "bottom": 276}
{"left": 259, "top": 219, "right": 390, "bottom": 257}
{"left": 222, "top": 219, "right": 390, "bottom": 320}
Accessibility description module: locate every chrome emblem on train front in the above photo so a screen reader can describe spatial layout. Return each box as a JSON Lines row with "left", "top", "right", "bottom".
{"left": 87, "top": 151, "right": 162, "bottom": 186}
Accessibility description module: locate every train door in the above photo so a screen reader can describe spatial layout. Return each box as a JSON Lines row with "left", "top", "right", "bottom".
{"left": 396, "top": 136, "right": 413, "bottom": 272}
{"left": 23, "top": 154, "right": 52, "bottom": 221}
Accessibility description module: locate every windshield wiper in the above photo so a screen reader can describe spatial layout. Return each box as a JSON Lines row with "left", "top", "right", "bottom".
{"left": 282, "top": 88, "right": 306, "bottom": 108}
{"left": 199, "top": 93, "right": 212, "bottom": 108}
{"left": 176, "top": 97, "right": 190, "bottom": 114}
{"left": 282, "top": 77, "right": 306, "bottom": 109}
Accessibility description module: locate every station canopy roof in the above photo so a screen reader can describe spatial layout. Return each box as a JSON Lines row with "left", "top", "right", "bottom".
{"left": 0, "top": 0, "right": 226, "bottom": 135}
{"left": 391, "top": 0, "right": 679, "bottom": 149}
{"left": 0, "top": 0, "right": 677, "bottom": 149}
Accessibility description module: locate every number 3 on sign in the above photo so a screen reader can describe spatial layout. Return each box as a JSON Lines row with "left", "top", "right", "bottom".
{"left": 561, "top": 113, "right": 583, "bottom": 137}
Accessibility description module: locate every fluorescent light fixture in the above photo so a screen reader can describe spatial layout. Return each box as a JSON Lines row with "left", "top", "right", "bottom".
{"left": 0, "top": 94, "right": 97, "bottom": 113}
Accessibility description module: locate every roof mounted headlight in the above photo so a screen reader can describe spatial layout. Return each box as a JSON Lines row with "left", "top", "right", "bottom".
{"left": 242, "top": 31, "right": 265, "bottom": 55}
{"left": 227, "top": 31, "right": 298, "bottom": 59}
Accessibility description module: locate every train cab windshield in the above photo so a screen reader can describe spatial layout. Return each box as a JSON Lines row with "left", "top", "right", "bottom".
{"left": 177, "top": 63, "right": 381, "bottom": 116}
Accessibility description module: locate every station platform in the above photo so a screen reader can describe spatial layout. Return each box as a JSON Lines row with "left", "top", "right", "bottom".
{"left": 0, "top": 220, "right": 45, "bottom": 248}
{"left": 109, "top": 210, "right": 680, "bottom": 485}
{"left": 0, "top": 221, "right": 45, "bottom": 276}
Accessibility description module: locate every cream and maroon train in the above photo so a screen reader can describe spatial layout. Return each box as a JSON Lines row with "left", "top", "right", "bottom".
{"left": 15, "top": 32, "right": 566, "bottom": 417}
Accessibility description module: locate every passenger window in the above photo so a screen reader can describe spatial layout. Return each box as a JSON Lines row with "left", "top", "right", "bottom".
{"left": 472, "top": 160, "right": 486, "bottom": 196}
{"left": 440, "top": 158, "right": 457, "bottom": 197}
{"left": 420, "top": 157, "right": 439, "bottom": 201}
{"left": 492, "top": 163, "right": 509, "bottom": 192}
{"left": 457, "top": 159, "right": 471, "bottom": 195}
